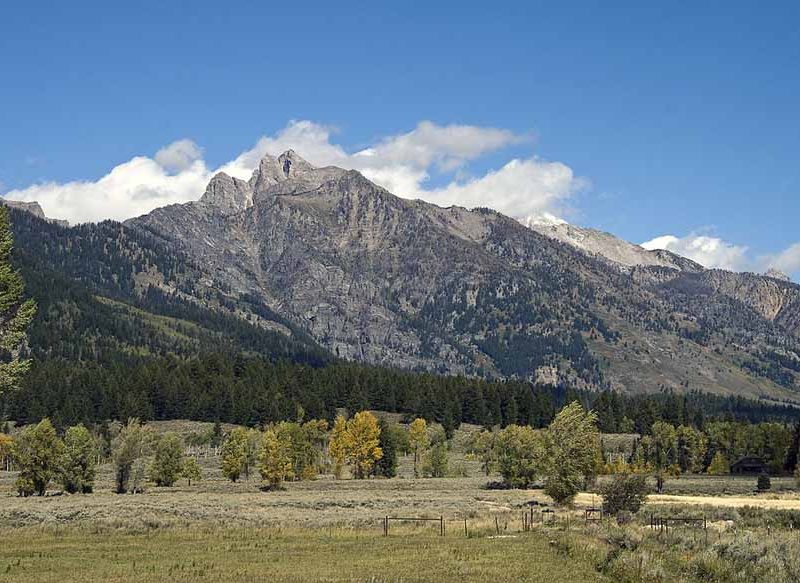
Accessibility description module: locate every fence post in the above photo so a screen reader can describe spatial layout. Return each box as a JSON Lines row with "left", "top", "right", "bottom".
{"left": 464, "top": 518, "right": 468, "bottom": 537}
{"left": 440, "top": 516, "right": 444, "bottom": 537}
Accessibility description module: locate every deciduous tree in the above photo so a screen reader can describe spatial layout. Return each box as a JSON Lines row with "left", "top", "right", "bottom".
{"left": 543, "top": 402, "right": 600, "bottom": 505}
{"left": 13, "top": 418, "right": 63, "bottom": 496}
{"left": 494, "top": 425, "right": 545, "bottom": 488}
{"left": 59, "top": 424, "right": 97, "bottom": 493}
{"left": 409, "top": 418, "right": 429, "bottom": 478}
{"left": 220, "top": 427, "right": 249, "bottom": 482}
{"left": 150, "top": 432, "right": 185, "bottom": 487}
{"left": 707, "top": 451, "right": 730, "bottom": 475}
{"left": 258, "top": 428, "right": 294, "bottom": 489}
{"left": 112, "top": 418, "right": 150, "bottom": 494}
{"left": 182, "top": 457, "right": 202, "bottom": 486}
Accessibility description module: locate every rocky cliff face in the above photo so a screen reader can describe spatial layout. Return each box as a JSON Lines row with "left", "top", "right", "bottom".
{"left": 122, "top": 151, "right": 800, "bottom": 403}
{"left": 2, "top": 199, "right": 69, "bottom": 227}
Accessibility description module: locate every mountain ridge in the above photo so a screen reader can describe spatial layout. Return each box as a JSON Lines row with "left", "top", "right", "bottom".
{"left": 9, "top": 151, "right": 800, "bottom": 405}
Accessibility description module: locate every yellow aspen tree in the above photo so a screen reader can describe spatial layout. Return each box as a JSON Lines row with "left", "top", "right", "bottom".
{"left": 409, "top": 418, "right": 429, "bottom": 478}
{"left": 328, "top": 415, "right": 348, "bottom": 479}
{"left": 258, "top": 428, "right": 294, "bottom": 490}
{"left": 345, "top": 411, "right": 383, "bottom": 479}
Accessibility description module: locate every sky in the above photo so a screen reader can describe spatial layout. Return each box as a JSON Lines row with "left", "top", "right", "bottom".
{"left": 1, "top": 1, "right": 799, "bottom": 280}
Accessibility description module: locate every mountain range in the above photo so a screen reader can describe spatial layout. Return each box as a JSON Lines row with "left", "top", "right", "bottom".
{"left": 7, "top": 151, "right": 800, "bottom": 405}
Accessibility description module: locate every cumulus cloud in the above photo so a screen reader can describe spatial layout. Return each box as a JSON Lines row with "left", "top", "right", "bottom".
{"left": 3, "top": 153, "right": 212, "bottom": 224}
{"left": 2, "top": 120, "right": 578, "bottom": 225}
{"left": 760, "top": 243, "right": 800, "bottom": 276}
{"left": 642, "top": 233, "right": 800, "bottom": 281}
{"left": 421, "top": 158, "right": 585, "bottom": 222}
{"left": 641, "top": 233, "right": 751, "bottom": 271}
{"left": 154, "top": 139, "right": 203, "bottom": 173}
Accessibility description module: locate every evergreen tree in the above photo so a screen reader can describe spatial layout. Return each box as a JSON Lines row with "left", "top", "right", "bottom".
{"left": 0, "top": 206, "right": 36, "bottom": 401}
{"left": 374, "top": 416, "right": 398, "bottom": 478}
{"left": 783, "top": 419, "right": 800, "bottom": 473}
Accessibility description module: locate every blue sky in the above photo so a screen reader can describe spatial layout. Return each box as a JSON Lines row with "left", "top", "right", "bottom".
{"left": 2, "top": 1, "right": 799, "bottom": 278}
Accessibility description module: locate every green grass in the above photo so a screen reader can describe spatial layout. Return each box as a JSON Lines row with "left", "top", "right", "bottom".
{"left": 0, "top": 526, "right": 607, "bottom": 583}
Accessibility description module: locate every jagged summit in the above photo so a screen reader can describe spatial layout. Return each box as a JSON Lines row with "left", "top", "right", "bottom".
{"left": 246, "top": 150, "right": 346, "bottom": 197}
{"left": 200, "top": 172, "right": 253, "bottom": 215}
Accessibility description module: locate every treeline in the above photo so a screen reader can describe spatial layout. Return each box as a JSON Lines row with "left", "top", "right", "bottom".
{"left": 618, "top": 420, "right": 799, "bottom": 476}
{"left": 7, "top": 353, "right": 798, "bottom": 432}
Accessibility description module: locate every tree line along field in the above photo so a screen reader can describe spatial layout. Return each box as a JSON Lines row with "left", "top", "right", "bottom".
{"left": 3, "top": 417, "right": 800, "bottom": 582}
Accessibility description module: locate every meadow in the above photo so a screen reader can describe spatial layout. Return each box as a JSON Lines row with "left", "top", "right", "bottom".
{"left": 3, "top": 420, "right": 800, "bottom": 582}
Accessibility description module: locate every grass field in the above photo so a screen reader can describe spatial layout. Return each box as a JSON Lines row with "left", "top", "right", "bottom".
{"left": 3, "top": 421, "right": 800, "bottom": 582}
{"left": 0, "top": 526, "right": 610, "bottom": 583}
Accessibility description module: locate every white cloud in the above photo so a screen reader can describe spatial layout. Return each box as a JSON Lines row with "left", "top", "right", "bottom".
{"left": 3, "top": 152, "right": 212, "bottom": 224}
{"left": 761, "top": 243, "right": 800, "bottom": 276}
{"left": 641, "top": 233, "right": 750, "bottom": 271}
{"left": 154, "top": 139, "right": 203, "bottom": 173}
{"left": 421, "top": 158, "right": 584, "bottom": 222}
{"left": 3, "top": 120, "right": 577, "bottom": 226}
{"left": 642, "top": 233, "right": 800, "bottom": 281}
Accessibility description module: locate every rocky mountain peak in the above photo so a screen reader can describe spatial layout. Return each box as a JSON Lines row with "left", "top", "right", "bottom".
{"left": 248, "top": 150, "right": 317, "bottom": 193}
{"left": 765, "top": 268, "right": 791, "bottom": 282}
{"left": 277, "top": 149, "right": 315, "bottom": 178}
{"left": 200, "top": 172, "right": 253, "bottom": 215}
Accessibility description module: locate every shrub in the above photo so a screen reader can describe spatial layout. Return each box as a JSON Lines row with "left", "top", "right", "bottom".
{"left": 599, "top": 473, "right": 649, "bottom": 515}
{"left": 707, "top": 451, "right": 730, "bottom": 475}
{"left": 757, "top": 472, "right": 771, "bottom": 492}
{"left": 422, "top": 441, "right": 448, "bottom": 478}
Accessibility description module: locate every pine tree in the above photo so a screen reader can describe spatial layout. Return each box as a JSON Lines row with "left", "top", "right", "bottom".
{"left": 374, "top": 416, "right": 397, "bottom": 478}
{"left": 783, "top": 419, "right": 800, "bottom": 474}
{"left": 0, "top": 206, "right": 36, "bottom": 399}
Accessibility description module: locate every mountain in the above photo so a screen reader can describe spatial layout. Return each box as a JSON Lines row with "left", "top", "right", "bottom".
{"left": 2, "top": 198, "right": 69, "bottom": 227}
{"left": 527, "top": 219, "right": 703, "bottom": 272}
{"left": 9, "top": 151, "right": 800, "bottom": 407}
